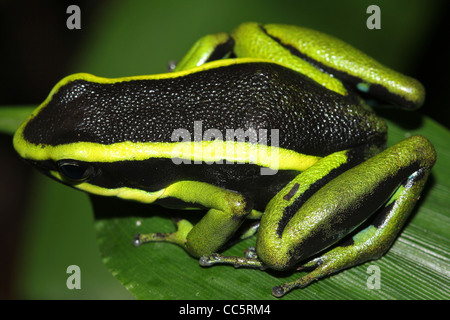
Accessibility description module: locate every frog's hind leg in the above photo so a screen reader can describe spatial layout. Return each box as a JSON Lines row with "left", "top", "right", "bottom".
{"left": 271, "top": 166, "right": 431, "bottom": 296}
{"left": 200, "top": 135, "right": 436, "bottom": 298}
{"left": 269, "top": 135, "right": 436, "bottom": 297}
{"left": 199, "top": 147, "right": 363, "bottom": 280}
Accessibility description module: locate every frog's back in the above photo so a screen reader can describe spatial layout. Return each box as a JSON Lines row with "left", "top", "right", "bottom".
{"left": 23, "top": 62, "right": 386, "bottom": 157}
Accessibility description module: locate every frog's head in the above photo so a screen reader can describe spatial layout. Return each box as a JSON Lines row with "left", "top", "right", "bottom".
{"left": 13, "top": 73, "right": 168, "bottom": 203}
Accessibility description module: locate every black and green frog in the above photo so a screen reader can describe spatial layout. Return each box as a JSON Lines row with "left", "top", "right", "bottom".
{"left": 13, "top": 22, "right": 436, "bottom": 297}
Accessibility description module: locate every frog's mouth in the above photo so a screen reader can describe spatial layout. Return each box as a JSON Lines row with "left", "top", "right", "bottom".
{"left": 25, "top": 159, "right": 57, "bottom": 179}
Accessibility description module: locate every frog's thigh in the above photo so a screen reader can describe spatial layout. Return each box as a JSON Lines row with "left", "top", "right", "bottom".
{"left": 319, "top": 135, "right": 436, "bottom": 267}
{"left": 160, "top": 181, "right": 253, "bottom": 257}
{"left": 256, "top": 149, "right": 359, "bottom": 269}
{"left": 260, "top": 135, "right": 435, "bottom": 268}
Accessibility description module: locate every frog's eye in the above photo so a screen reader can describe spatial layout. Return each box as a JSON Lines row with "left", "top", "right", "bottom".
{"left": 57, "top": 160, "right": 95, "bottom": 183}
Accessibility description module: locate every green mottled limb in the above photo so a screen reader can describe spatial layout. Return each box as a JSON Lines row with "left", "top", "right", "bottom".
{"left": 140, "top": 181, "right": 252, "bottom": 258}
{"left": 271, "top": 135, "right": 436, "bottom": 297}
{"left": 256, "top": 150, "right": 352, "bottom": 270}
{"left": 232, "top": 22, "right": 425, "bottom": 109}
{"left": 261, "top": 23, "right": 425, "bottom": 109}
{"left": 134, "top": 218, "right": 193, "bottom": 248}
{"left": 259, "top": 135, "right": 435, "bottom": 271}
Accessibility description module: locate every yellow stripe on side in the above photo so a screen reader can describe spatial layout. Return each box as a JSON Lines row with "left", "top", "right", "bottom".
{"left": 50, "top": 171, "right": 165, "bottom": 203}
{"left": 13, "top": 57, "right": 323, "bottom": 175}
{"left": 15, "top": 136, "right": 322, "bottom": 172}
{"left": 12, "top": 57, "right": 293, "bottom": 160}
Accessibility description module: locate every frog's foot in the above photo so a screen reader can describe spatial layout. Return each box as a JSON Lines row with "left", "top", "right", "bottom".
{"left": 268, "top": 256, "right": 339, "bottom": 297}
{"left": 199, "top": 247, "right": 267, "bottom": 270}
{"left": 268, "top": 240, "right": 375, "bottom": 297}
{"left": 198, "top": 248, "right": 345, "bottom": 297}
{"left": 133, "top": 217, "right": 193, "bottom": 248}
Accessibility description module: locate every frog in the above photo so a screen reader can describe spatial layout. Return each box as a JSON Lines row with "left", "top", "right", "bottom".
{"left": 13, "top": 22, "right": 436, "bottom": 297}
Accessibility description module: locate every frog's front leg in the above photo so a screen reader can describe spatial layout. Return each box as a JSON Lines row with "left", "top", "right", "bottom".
{"left": 202, "top": 135, "right": 436, "bottom": 297}
{"left": 173, "top": 32, "right": 234, "bottom": 72}
{"left": 134, "top": 181, "right": 253, "bottom": 257}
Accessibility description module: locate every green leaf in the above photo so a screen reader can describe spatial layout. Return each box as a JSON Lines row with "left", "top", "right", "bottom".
{"left": 0, "top": 106, "right": 35, "bottom": 135}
